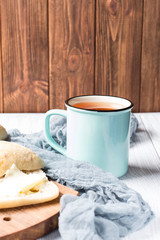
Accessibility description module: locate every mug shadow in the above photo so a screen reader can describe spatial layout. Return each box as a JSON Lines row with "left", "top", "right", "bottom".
{"left": 130, "top": 127, "right": 159, "bottom": 147}
{"left": 120, "top": 165, "right": 160, "bottom": 180}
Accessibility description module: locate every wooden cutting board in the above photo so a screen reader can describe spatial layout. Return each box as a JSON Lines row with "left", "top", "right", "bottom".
{"left": 0, "top": 181, "right": 78, "bottom": 240}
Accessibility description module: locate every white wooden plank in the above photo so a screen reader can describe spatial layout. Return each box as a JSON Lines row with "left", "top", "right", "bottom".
{"left": 122, "top": 114, "right": 160, "bottom": 240}
{"left": 141, "top": 113, "right": 160, "bottom": 158}
{"left": 0, "top": 113, "right": 44, "bottom": 134}
{"left": 0, "top": 113, "right": 160, "bottom": 240}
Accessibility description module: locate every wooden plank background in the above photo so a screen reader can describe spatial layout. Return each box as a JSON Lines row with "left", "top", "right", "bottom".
{"left": 0, "top": 0, "right": 3, "bottom": 112}
{"left": 95, "top": 0, "right": 143, "bottom": 112}
{"left": 0, "top": 0, "right": 159, "bottom": 113}
{"left": 140, "top": 0, "right": 160, "bottom": 112}
{"left": 1, "top": 0, "right": 48, "bottom": 113}
{"left": 49, "top": 0, "right": 95, "bottom": 110}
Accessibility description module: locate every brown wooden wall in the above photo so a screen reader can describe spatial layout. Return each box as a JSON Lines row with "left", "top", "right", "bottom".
{"left": 0, "top": 0, "right": 159, "bottom": 113}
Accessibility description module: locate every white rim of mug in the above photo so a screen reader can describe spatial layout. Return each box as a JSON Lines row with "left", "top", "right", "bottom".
{"left": 65, "top": 95, "right": 134, "bottom": 112}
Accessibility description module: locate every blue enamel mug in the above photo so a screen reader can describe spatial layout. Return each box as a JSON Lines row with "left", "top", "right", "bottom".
{"left": 44, "top": 95, "right": 133, "bottom": 177}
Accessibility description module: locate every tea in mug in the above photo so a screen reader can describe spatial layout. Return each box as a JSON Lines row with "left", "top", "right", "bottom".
{"left": 73, "top": 102, "right": 123, "bottom": 111}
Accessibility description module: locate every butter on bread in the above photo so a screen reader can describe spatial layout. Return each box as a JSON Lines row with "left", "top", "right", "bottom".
{"left": 0, "top": 164, "right": 59, "bottom": 209}
{"left": 0, "top": 141, "right": 44, "bottom": 177}
{"left": 0, "top": 125, "right": 8, "bottom": 140}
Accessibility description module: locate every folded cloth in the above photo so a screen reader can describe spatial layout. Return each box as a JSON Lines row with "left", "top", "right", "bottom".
{"left": 8, "top": 114, "right": 153, "bottom": 240}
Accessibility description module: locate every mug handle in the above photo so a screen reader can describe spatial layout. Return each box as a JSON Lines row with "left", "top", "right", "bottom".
{"left": 44, "top": 109, "right": 67, "bottom": 156}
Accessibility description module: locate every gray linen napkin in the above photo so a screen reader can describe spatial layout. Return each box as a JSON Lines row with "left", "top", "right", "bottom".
{"left": 8, "top": 114, "right": 153, "bottom": 240}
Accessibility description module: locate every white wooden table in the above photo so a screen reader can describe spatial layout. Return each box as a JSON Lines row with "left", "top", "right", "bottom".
{"left": 0, "top": 113, "right": 160, "bottom": 240}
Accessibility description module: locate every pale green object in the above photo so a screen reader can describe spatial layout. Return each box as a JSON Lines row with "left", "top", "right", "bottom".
{"left": 44, "top": 95, "right": 133, "bottom": 177}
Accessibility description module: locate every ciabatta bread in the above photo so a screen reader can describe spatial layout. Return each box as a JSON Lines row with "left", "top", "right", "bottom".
{"left": 0, "top": 141, "right": 44, "bottom": 177}
{"left": 0, "top": 125, "right": 8, "bottom": 140}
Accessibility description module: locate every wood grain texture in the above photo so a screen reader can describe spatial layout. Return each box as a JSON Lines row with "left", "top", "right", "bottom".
{"left": 49, "top": 0, "right": 95, "bottom": 109}
{"left": 140, "top": 0, "right": 160, "bottom": 112}
{"left": 140, "top": 113, "right": 160, "bottom": 157}
{"left": 0, "top": 1, "right": 3, "bottom": 113}
{"left": 95, "top": 0, "right": 143, "bottom": 112}
{"left": 122, "top": 113, "right": 160, "bottom": 240}
{"left": 1, "top": 0, "right": 49, "bottom": 113}
{"left": 0, "top": 181, "right": 78, "bottom": 240}
{"left": 0, "top": 53, "right": 2, "bottom": 113}
{"left": 0, "top": 113, "right": 45, "bottom": 134}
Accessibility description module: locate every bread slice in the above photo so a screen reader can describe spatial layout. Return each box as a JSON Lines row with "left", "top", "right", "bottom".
{"left": 0, "top": 181, "right": 59, "bottom": 209}
{"left": 0, "top": 125, "right": 8, "bottom": 140}
{"left": 0, "top": 164, "right": 59, "bottom": 209}
{"left": 0, "top": 141, "right": 44, "bottom": 177}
